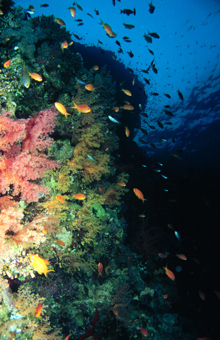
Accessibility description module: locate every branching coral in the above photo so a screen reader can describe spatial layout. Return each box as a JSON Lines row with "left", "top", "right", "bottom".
{"left": 0, "top": 108, "right": 60, "bottom": 202}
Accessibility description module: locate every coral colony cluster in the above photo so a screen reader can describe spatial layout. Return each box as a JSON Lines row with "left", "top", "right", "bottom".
{"left": 0, "top": 3, "right": 196, "bottom": 340}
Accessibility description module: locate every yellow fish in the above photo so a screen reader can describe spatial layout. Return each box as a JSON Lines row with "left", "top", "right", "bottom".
{"left": 30, "top": 254, "right": 54, "bottom": 276}
{"left": 54, "top": 102, "right": 70, "bottom": 118}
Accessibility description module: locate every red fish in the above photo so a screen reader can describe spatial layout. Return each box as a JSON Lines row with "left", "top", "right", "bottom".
{"left": 133, "top": 188, "right": 146, "bottom": 203}
{"left": 98, "top": 262, "right": 103, "bottom": 276}
{"left": 164, "top": 266, "right": 175, "bottom": 281}
{"left": 35, "top": 302, "right": 43, "bottom": 317}
{"left": 140, "top": 327, "right": 148, "bottom": 337}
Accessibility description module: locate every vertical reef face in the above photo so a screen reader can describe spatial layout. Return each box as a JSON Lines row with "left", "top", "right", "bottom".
{"left": 0, "top": 4, "right": 197, "bottom": 340}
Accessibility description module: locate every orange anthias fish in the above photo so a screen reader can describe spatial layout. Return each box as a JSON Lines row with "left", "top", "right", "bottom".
{"left": 92, "top": 65, "right": 99, "bottom": 71}
{"left": 164, "top": 266, "right": 175, "bottom": 281}
{"left": 71, "top": 103, "right": 91, "bottom": 113}
{"left": 85, "top": 84, "right": 95, "bottom": 91}
{"left": 140, "top": 327, "right": 148, "bottom": 337}
{"left": 112, "top": 106, "right": 119, "bottom": 112}
{"left": 69, "top": 6, "right": 76, "bottom": 17}
{"left": 98, "top": 262, "right": 103, "bottom": 276}
{"left": 117, "top": 181, "right": 126, "bottom": 187}
{"left": 176, "top": 254, "right": 187, "bottom": 260}
{"left": 133, "top": 188, "right": 146, "bottom": 203}
{"left": 35, "top": 302, "right": 43, "bottom": 317}
{"left": 121, "top": 104, "right": 134, "bottom": 110}
{"left": 55, "top": 17, "right": 65, "bottom": 25}
{"left": 64, "top": 335, "right": 72, "bottom": 340}
{"left": 28, "top": 72, "right": 43, "bottom": 82}
{"left": 61, "top": 40, "right": 69, "bottom": 50}
{"left": 100, "top": 19, "right": 116, "bottom": 38}
{"left": 54, "top": 102, "right": 70, "bottom": 118}
{"left": 121, "top": 88, "right": 132, "bottom": 96}
{"left": 72, "top": 193, "right": 86, "bottom": 200}
{"left": 30, "top": 254, "right": 54, "bottom": 276}
{"left": 3, "top": 59, "right": 11, "bottom": 68}
{"left": 55, "top": 195, "right": 65, "bottom": 204}
{"left": 125, "top": 127, "right": 130, "bottom": 137}
{"left": 55, "top": 239, "right": 65, "bottom": 246}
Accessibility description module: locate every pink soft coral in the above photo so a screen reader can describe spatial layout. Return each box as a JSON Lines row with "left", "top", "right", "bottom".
{"left": 0, "top": 107, "right": 60, "bottom": 203}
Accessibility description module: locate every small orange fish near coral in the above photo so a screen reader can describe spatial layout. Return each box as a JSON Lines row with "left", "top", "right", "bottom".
{"left": 3, "top": 59, "right": 11, "bottom": 68}
{"left": 30, "top": 254, "right": 54, "bottom": 277}
{"left": 35, "top": 302, "right": 43, "bottom": 317}
{"left": 55, "top": 17, "right": 65, "bottom": 25}
{"left": 98, "top": 262, "right": 103, "bottom": 276}
{"left": 100, "top": 20, "right": 116, "bottom": 38}
{"left": 117, "top": 182, "right": 126, "bottom": 187}
{"left": 71, "top": 103, "right": 91, "bottom": 113}
{"left": 55, "top": 195, "right": 65, "bottom": 204}
{"left": 176, "top": 254, "right": 187, "bottom": 260}
{"left": 72, "top": 193, "right": 86, "bottom": 200}
{"left": 54, "top": 102, "right": 70, "bottom": 118}
{"left": 61, "top": 40, "right": 69, "bottom": 50}
{"left": 121, "top": 104, "right": 134, "bottom": 110}
{"left": 92, "top": 65, "right": 99, "bottom": 71}
{"left": 64, "top": 335, "right": 72, "bottom": 340}
{"left": 125, "top": 127, "right": 130, "bottom": 137}
{"left": 121, "top": 88, "right": 132, "bottom": 96}
{"left": 133, "top": 188, "right": 146, "bottom": 203}
{"left": 112, "top": 106, "right": 119, "bottom": 112}
{"left": 164, "top": 266, "right": 175, "bottom": 281}
{"left": 55, "top": 239, "right": 65, "bottom": 246}
{"left": 85, "top": 84, "right": 95, "bottom": 91}
{"left": 0, "top": 9, "right": 4, "bottom": 15}
{"left": 140, "top": 327, "right": 148, "bottom": 337}
{"left": 29, "top": 72, "right": 43, "bottom": 82}
{"left": 69, "top": 6, "right": 76, "bottom": 17}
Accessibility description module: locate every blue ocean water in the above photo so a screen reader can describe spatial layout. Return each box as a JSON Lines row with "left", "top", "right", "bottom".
{"left": 14, "top": 0, "right": 220, "bottom": 170}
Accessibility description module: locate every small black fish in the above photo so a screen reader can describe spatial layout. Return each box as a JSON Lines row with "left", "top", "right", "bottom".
{"left": 139, "top": 138, "right": 147, "bottom": 144}
{"left": 148, "top": 49, "right": 154, "bottom": 55}
{"left": 148, "top": 124, "right": 156, "bottom": 129}
{"left": 116, "top": 40, "right": 121, "bottom": 47}
{"left": 77, "top": 22, "right": 84, "bottom": 26}
{"left": 123, "top": 36, "right": 129, "bottom": 40}
{"left": 150, "top": 143, "right": 156, "bottom": 148}
{"left": 152, "top": 67, "right": 158, "bottom": 74}
{"left": 140, "top": 128, "right": 148, "bottom": 135}
{"left": 144, "top": 78, "right": 150, "bottom": 85}
{"left": 164, "top": 105, "right": 171, "bottom": 108}
{"left": 165, "top": 122, "right": 173, "bottom": 125}
{"left": 143, "top": 33, "right": 152, "bottom": 43}
{"left": 75, "top": 19, "right": 83, "bottom": 22}
{"left": 73, "top": 33, "right": 82, "bottom": 40}
{"left": 164, "top": 93, "right": 171, "bottom": 98}
{"left": 148, "top": 31, "right": 160, "bottom": 39}
{"left": 40, "top": 3, "right": 49, "bottom": 7}
{"left": 87, "top": 13, "right": 93, "bottom": 18}
{"left": 172, "top": 138, "right": 175, "bottom": 143}
{"left": 98, "top": 39, "right": 103, "bottom": 44}
{"left": 118, "top": 48, "right": 123, "bottom": 53}
{"left": 140, "top": 112, "right": 148, "bottom": 118}
{"left": 148, "top": 1, "right": 155, "bottom": 14}
{"left": 165, "top": 110, "right": 173, "bottom": 116}
{"left": 142, "top": 69, "right": 149, "bottom": 74}
{"left": 127, "top": 51, "right": 134, "bottom": 58}
{"left": 76, "top": 3, "right": 83, "bottom": 11}
{"left": 157, "top": 121, "right": 164, "bottom": 129}
{"left": 127, "top": 67, "right": 134, "bottom": 73}
{"left": 177, "top": 89, "right": 184, "bottom": 100}
{"left": 123, "top": 23, "right": 135, "bottom": 29}
{"left": 120, "top": 8, "right": 136, "bottom": 16}
{"left": 94, "top": 9, "right": 99, "bottom": 15}
{"left": 124, "top": 39, "right": 132, "bottom": 42}
{"left": 112, "top": 0, "right": 116, "bottom": 5}
{"left": 151, "top": 92, "right": 159, "bottom": 96}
